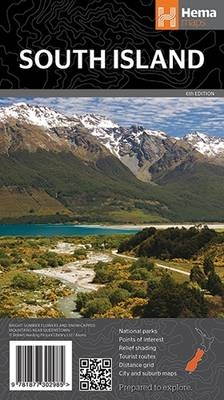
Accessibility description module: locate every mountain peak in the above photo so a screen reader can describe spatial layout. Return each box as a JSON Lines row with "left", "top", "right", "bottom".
{"left": 79, "top": 113, "right": 119, "bottom": 129}
{"left": 184, "top": 131, "right": 224, "bottom": 156}
{"left": 0, "top": 102, "right": 78, "bottom": 129}
{"left": 1, "top": 103, "right": 224, "bottom": 166}
{"left": 185, "top": 131, "right": 209, "bottom": 140}
{"left": 144, "top": 129, "right": 168, "bottom": 139}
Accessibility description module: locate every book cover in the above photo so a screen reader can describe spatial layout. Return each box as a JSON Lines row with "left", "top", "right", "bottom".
{"left": 0, "top": 0, "right": 223, "bottom": 399}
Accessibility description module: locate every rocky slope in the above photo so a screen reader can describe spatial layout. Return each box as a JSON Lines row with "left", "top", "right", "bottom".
{"left": 1, "top": 103, "right": 223, "bottom": 180}
{"left": 79, "top": 113, "right": 224, "bottom": 181}
{"left": 0, "top": 103, "right": 223, "bottom": 222}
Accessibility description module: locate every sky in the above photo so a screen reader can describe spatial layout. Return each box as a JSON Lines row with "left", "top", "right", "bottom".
{"left": 0, "top": 97, "right": 224, "bottom": 137}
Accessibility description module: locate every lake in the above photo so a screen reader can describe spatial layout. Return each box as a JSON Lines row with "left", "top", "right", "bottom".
{"left": 0, "top": 224, "right": 139, "bottom": 237}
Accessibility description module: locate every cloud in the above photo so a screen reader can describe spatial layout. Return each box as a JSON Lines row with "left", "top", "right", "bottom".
{"left": 0, "top": 97, "right": 224, "bottom": 137}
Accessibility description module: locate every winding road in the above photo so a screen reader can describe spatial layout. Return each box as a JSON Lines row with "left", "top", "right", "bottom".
{"left": 112, "top": 250, "right": 190, "bottom": 277}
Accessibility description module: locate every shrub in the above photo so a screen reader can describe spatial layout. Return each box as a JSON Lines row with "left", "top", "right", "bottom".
{"left": 82, "top": 298, "right": 112, "bottom": 317}
{"left": 119, "top": 280, "right": 135, "bottom": 292}
{"left": 93, "top": 262, "right": 118, "bottom": 283}
{"left": 109, "top": 288, "right": 130, "bottom": 306}
{"left": 0, "top": 258, "right": 11, "bottom": 268}
{"left": 40, "top": 252, "right": 64, "bottom": 268}
{"left": 38, "top": 259, "right": 48, "bottom": 268}
{"left": 131, "top": 286, "right": 148, "bottom": 298}
{"left": 47, "top": 258, "right": 58, "bottom": 268}
{"left": 29, "top": 264, "right": 43, "bottom": 270}
{"left": 76, "top": 292, "right": 94, "bottom": 312}
{"left": 130, "top": 268, "right": 151, "bottom": 281}
{"left": 11, "top": 273, "right": 40, "bottom": 290}
{"left": 130, "top": 257, "right": 154, "bottom": 272}
{"left": 73, "top": 249, "right": 87, "bottom": 259}
{"left": 111, "top": 256, "right": 128, "bottom": 265}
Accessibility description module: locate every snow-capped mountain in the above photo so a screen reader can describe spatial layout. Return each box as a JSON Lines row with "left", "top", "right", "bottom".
{"left": 77, "top": 114, "right": 172, "bottom": 181}
{"left": 0, "top": 105, "right": 110, "bottom": 158}
{"left": 79, "top": 113, "right": 168, "bottom": 155}
{"left": 1, "top": 103, "right": 224, "bottom": 224}
{"left": 79, "top": 113, "right": 119, "bottom": 130}
{"left": 80, "top": 116, "right": 196, "bottom": 182}
{"left": 0, "top": 103, "right": 224, "bottom": 182}
{"left": 0, "top": 104, "right": 176, "bottom": 181}
{"left": 0, "top": 102, "right": 79, "bottom": 129}
{"left": 79, "top": 113, "right": 121, "bottom": 157}
{"left": 184, "top": 131, "right": 224, "bottom": 157}
{"left": 78, "top": 114, "right": 224, "bottom": 180}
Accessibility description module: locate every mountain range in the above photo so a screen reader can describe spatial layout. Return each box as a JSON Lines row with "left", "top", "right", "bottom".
{"left": 0, "top": 102, "right": 223, "bottom": 223}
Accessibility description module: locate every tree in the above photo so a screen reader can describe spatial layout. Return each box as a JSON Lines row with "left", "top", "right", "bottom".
{"left": 143, "top": 275, "right": 208, "bottom": 318}
{"left": 82, "top": 298, "right": 112, "bottom": 318}
{"left": 118, "top": 228, "right": 156, "bottom": 253}
{"left": 190, "top": 266, "right": 207, "bottom": 288}
{"left": 76, "top": 292, "right": 93, "bottom": 312}
{"left": 130, "top": 257, "right": 154, "bottom": 272}
{"left": 109, "top": 288, "right": 130, "bottom": 306}
{"left": 119, "top": 280, "right": 148, "bottom": 298}
{"left": 120, "top": 226, "right": 217, "bottom": 260}
{"left": 147, "top": 279, "right": 160, "bottom": 293}
{"left": 207, "top": 272, "right": 224, "bottom": 296}
{"left": 93, "top": 262, "right": 118, "bottom": 283}
{"left": 203, "top": 256, "right": 215, "bottom": 276}
{"left": 130, "top": 268, "right": 151, "bottom": 281}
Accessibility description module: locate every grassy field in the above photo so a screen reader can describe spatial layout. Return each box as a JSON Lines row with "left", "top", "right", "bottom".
{"left": 158, "top": 258, "right": 224, "bottom": 279}
{"left": 0, "top": 187, "right": 71, "bottom": 219}
{"left": 105, "top": 209, "right": 167, "bottom": 224}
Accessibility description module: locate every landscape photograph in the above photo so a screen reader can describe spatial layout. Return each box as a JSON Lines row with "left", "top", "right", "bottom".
{"left": 0, "top": 97, "right": 224, "bottom": 319}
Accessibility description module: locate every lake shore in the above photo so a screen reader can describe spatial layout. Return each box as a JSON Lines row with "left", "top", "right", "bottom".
{"left": 78, "top": 223, "right": 224, "bottom": 230}
{"left": 0, "top": 222, "right": 223, "bottom": 238}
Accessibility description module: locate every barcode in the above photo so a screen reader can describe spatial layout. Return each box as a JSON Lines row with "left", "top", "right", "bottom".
{"left": 9, "top": 341, "right": 72, "bottom": 391}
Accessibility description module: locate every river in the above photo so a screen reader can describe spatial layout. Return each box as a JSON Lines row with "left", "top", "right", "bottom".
{"left": 34, "top": 250, "right": 113, "bottom": 318}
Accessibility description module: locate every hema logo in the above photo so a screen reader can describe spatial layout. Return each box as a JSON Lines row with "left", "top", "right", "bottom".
{"left": 158, "top": 7, "right": 176, "bottom": 28}
{"left": 156, "top": 0, "right": 179, "bottom": 30}
{"left": 155, "top": 1, "right": 217, "bottom": 30}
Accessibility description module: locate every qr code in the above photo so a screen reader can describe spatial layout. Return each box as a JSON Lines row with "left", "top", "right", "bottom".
{"left": 79, "top": 358, "right": 112, "bottom": 391}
